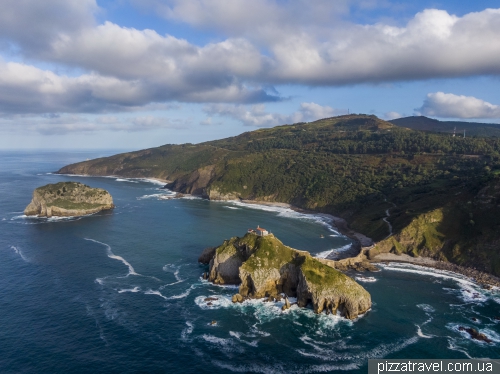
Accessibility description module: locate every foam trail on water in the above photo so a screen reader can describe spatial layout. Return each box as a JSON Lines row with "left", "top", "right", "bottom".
{"left": 10, "top": 246, "right": 29, "bottom": 262}
{"left": 160, "top": 264, "right": 185, "bottom": 287}
{"left": 115, "top": 178, "right": 138, "bottom": 183}
{"left": 380, "top": 263, "right": 497, "bottom": 303}
{"left": 144, "top": 289, "right": 168, "bottom": 300}
{"left": 84, "top": 238, "right": 139, "bottom": 276}
{"left": 315, "top": 243, "right": 352, "bottom": 259}
{"left": 355, "top": 276, "right": 377, "bottom": 283}
{"left": 118, "top": 287, "right": 141, "bottom": 293}
{"left": 224, "top": 200, "right": 341, "bottom": 234}
{"left": 416, "top": 325, "right": 433, "bottom": 338}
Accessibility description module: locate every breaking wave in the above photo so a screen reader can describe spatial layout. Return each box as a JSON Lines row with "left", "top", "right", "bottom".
{"left": 315, "top": 243, "right": 352, "bottom": 259}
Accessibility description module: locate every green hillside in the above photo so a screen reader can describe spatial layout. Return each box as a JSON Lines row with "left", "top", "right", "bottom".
{"left": 58, "top": 114, "right": 500, "bottom": 276}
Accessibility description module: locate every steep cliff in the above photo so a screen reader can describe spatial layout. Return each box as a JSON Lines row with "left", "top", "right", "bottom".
{"left": 24, "top": 182, "right": 114, "bottom": 217}
{"left": 202, "top": 233, "right": 371, "bottom": 320}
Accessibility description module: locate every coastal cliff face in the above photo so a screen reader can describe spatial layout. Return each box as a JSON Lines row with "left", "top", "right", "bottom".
{"left": 24, "top": 182, "right": 114, "bottom": 217}
{"left": 202, "top": 233, "right": 371, "bottom": 320}
{"left": 57, "top": 115, "right": 500, "bottom": 278}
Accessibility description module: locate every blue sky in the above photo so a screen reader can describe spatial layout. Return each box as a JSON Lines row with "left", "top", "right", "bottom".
{"left": 1, "top": 0, "right": 500, "bottom": 150}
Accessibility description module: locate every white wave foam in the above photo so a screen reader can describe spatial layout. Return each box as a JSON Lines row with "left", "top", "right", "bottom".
{"left": 297, "top": 335, "right": 418, "bottom": 364}
{"left": 225, "top": 201, "right": 341, "bottom": 234}
{"left": 223, "top": 206, "right": 240, "bottom": 210}
{"left": 416, "top": 325, "right": 433, "bottom": 338}
{"left": 136, "top": 178, "right": 167, "bottom": 186}
{"left": 160, "top": 264, "right": 185, "bottom": 287}
{"left": 115, "top": 178, "right": 138, "bottom": 183}
{"left": 380, "top": 263, "right": 492, "bottom": 304}
{"left": 447, "top": 323, "right": 499, "bottom": 345}
{"left": 144, "top": 289, "right": 167, "bottom": 300}
{"left": 10, "top": 245, "right": 29, "bottom": 262}
{"left": 58, "top": 174, "right": 166, "bottom": 186}
{"left": 118, "top": 287, "right": 140, "bottom": 293}
{"left": 201, "top": 334, "right": 245, "bottom": 355}
{"left": 314, "top": 244, "right": 352, "bottom": 259}
{"left": 165, "top": 287, "right": 192, "bottom": 300}
{"left": 11, "top": 214, "right": 90, "bottom": 223}
{"left": 447, "top": 339, "right": 472, "bottom": 358}
{"left": 137, "top": 193, "right": 173, "bottom": 200}
{"left": 355, "top": 276, "right": 377, "bottom": 283}
{"left": 95, "top": 278, "right": 105, "bottom": 285}
{"left": 212, "top": 360, "right": 358, "bottom": 374}
{"left": 417, "top": 304, "right": 435, "bottom": 313}
{"left": 181, "top": 322, "right": 194, "bottom": 341}
{"left": 229, "top": 331, "right": 259, "bottom": 347}
{"left": 84, "top": 238, "right": 139, "bottom": 276}
{"left": 179, "top": 195, "right": 202, "bottom": 200}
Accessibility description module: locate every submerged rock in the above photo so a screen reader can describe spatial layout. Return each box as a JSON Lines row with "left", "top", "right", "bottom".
{"left": 201, "top": 233, "right": 371, "bottom": 320}
{"left": 24, "top": 182, "right": 114, "bottom": 217}
{"left": 458, "top": 326, "right": 492, "bottom": 343}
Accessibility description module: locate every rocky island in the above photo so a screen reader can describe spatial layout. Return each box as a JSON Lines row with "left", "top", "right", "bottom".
{"left": 24, "top": 182, "right": 114, "bottom": 217}
{"left": 199, "top": 231, "right": 371, "bottom": 320}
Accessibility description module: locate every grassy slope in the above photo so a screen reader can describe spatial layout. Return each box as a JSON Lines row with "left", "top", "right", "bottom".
{"left": 58, "top": 115, "right": 500, "bottom": 275}
{"left": 36, "top": 182, "right": 109, "bottom": 209}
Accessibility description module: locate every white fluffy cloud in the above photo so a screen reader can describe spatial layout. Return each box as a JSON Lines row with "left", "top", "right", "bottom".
{"left": 204, "top": 102, "right": 343, "bottom": 127}
{"left": 1, "top": 1, "right": 500, "bottom": 118}
{"left": 0, "top": 0, "right": 97, "bottom": 53}
{"left": 417, "top": 92, "right": 500, "bottom": 119}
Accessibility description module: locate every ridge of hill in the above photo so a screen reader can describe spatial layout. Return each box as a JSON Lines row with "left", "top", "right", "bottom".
{"left": 390, "top": 116, "right": 500, "bottom": 137}
{"left": 58, "top": 114, "right": 500, "bottom": 276}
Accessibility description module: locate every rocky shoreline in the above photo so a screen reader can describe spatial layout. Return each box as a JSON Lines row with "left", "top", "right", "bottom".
{"left": 55, "top": 174, "right": 500, "bottom": 288}
{"left": 371, "top": 253, "right": 500, "bottom": 288}
{"left": 232, "top": 199, "right": 500, "bottom": 289}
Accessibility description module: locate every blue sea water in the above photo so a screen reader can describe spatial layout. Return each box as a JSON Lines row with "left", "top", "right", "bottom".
{"left": 0, "top": 150, "right": 499, "bottom": 374}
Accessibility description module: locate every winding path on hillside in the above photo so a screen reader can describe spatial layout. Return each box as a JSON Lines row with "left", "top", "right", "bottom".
{"left": 383, "top": 198, "right": 397, "bottom": 239}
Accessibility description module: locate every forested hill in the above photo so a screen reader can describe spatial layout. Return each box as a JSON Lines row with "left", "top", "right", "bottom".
{"left": 58, "top": 114, "right": 500, "bottom": 276}
{"left": 390, "top": 116, "right": 500, "bottom": 137}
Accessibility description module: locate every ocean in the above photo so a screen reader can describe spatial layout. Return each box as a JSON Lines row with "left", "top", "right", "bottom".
{"left": 0, "top": 150, "right": 499, "bottom": 373}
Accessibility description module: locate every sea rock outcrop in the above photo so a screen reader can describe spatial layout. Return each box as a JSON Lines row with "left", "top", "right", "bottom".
{"left": 201, "top": 233, "right": 371, "bottom": 320}
{"left": 24, "top": 182, "right": 114, "bottom": 217}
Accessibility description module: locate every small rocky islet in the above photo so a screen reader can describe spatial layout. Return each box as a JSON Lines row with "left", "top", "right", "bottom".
{"left": 24, "top": 182, "right": 114, "bottom": 217}
{"left": 199, "top": 230, "right": 372, "bottom": 320}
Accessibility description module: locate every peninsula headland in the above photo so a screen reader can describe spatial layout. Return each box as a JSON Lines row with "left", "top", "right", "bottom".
{"left": 57, "top": 114, "right": 500, "bottom": 278}
{"left": 199, "top": 231, "right": 372, "bottom": 320}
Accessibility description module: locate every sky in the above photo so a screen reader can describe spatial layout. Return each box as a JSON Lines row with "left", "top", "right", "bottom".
{"left": 1, "top": 0, "right": 500, "bottom": 150}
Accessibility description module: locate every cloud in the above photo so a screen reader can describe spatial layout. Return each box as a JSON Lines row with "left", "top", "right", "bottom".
{"left": 0, "top": 0, "right": 97, "bottom": 54}
{"left": 1, "top": 1, "right": 500, "bottom": 119}
{"left": 384, "top": 111, "right": 402, "bottom": 120}
{"left": 204, "top": 102, "right": 343, "bottom": 127}
{"left": 132, "top": 2, "right": 500, "bottom": 85}
{"left": 417, "top": 92, "right": 500, "bottom": 119}
{"left": 0, "top": 114, "right": 190, "bottom": 135}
